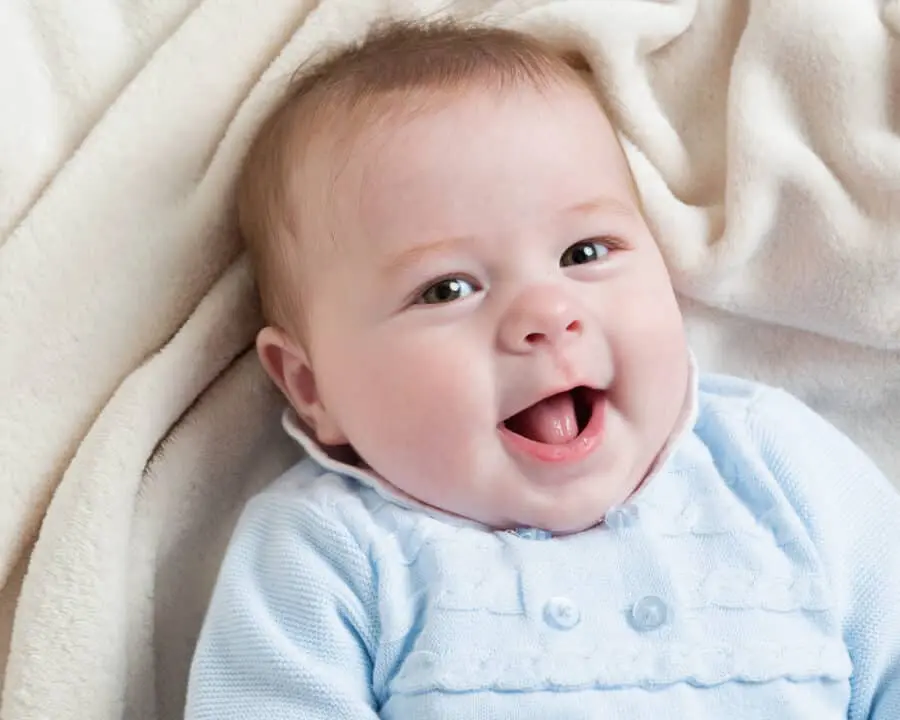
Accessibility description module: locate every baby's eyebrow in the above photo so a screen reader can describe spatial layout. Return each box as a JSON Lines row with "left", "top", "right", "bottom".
{"left": 381, "top": 197, "right": 635, "bottom": 275}
{"left": 565, "top": 196, "right": 637, "bottom": 218}
{"left": 382, "top": 235, "right": 473, "bottom": 275}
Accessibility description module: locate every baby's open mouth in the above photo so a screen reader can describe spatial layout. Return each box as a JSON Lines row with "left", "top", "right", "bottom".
{"left": 502, "top": 386, "right": 599, "bottom": 445}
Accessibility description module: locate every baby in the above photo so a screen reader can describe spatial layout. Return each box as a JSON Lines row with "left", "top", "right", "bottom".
{"left": 186, "top": 21, "right": 900, "bottom": 720}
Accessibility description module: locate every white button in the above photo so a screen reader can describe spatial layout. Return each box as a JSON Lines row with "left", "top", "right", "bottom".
{"left": 629, "top": 596, "right": 668, "bottom": 632}
{"left": 605, "top": 503, "right": 640, "bottom": 530}
{"left": 543, "top": 596, "right": 580, "bottom": 630}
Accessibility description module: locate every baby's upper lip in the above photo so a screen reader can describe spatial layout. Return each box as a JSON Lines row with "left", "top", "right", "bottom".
{"left": 499, "top": 381, "right": 606, "bottom": 424}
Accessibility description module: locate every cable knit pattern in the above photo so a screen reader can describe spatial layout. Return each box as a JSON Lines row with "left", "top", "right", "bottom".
{"left": 185, "top": 373, "right": 900, "bottom": 720}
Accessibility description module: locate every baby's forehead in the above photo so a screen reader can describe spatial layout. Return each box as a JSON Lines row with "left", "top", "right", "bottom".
{"left": 297, "top": 76, "right": 621, "bottom": 198}
{"left": 282, "top": 77, "right": 639, "bottom": 280}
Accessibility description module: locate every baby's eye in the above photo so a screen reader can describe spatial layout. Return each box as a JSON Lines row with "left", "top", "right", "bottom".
{"left": 417, "top": 277, "right": 478, "bottom": 305}
{"left": 560, "top": 239, "right": 611, "bottom": 267}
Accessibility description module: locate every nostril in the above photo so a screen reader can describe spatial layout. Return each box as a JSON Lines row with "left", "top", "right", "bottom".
{"left": 525, "top": 332, "right": 544, "bottom": 345}
{"left": 566, "top": 320, "right": 582, "bottom": 333}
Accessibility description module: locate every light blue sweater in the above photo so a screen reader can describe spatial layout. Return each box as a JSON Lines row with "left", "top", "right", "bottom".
{"left": 185, "top": 373, "right": 900, "bottom": 719}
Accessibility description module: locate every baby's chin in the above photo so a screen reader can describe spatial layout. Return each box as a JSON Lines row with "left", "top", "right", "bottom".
{"left": 350, "top": 447, "right": 635, "bottom": 534}
{"left": 490, "top": 475, "right": 644, "bottom": 534}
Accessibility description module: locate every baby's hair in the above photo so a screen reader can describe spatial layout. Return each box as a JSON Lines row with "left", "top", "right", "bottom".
{"left": 237, "top": 20, "right": 593, "bottom": 335}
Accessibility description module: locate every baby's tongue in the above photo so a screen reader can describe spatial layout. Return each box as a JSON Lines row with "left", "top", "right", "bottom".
{"left": 506, "top": 392, "right": 578, "bottom": 445}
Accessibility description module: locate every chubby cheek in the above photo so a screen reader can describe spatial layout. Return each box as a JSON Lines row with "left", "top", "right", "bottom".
{"left": 321, "top": 334, "right": 492, "bottom": 479}
{"left": 610, "top": 273, "right": 688, "bottom": 423}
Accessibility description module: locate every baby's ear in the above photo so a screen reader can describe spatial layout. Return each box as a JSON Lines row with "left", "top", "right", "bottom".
{"left": 255, "top": 326, "right": 348, "bottom": 446}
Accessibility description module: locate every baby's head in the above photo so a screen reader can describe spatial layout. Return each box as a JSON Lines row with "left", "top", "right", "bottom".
{"left": 240, "top": 21, "right": 689, "bottom": 533}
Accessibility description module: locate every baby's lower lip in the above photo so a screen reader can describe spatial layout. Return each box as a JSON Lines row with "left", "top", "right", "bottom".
{"left": 498, "top": 392, "right": 607, "bottom": 465}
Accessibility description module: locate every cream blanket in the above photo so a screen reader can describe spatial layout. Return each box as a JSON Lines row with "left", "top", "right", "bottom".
{"left": 2, "top": 0, "right": 899, "bottom": 718}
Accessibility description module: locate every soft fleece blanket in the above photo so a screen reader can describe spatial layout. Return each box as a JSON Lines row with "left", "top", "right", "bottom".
{"left": 2, "top": 1, "right": 899, "bottom": 718}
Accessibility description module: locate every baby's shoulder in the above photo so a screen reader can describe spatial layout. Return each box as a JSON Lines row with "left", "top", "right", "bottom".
{"left": 691, "top": 372, "right": 898, "bottom": 548}
{"left": 695, "top": 371, "right": 787, "bottom": 425}
{"left": 694, "top": 372, "right": 881, "bottom": 480}
{"left": 227, "top": 460, "right": 385, "bottom": 566}
{"left": 237, "top": 459, "right": 431, "bottom": 564}
{"left": 247, "top": 459, "right": 368, "bottom": 523}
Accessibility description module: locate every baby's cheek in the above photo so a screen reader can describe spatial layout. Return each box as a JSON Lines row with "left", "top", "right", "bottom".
{"left": 344, "top": 370, "right": 455, "bottom": 454}
{"left": 386, "top": 380, "right": 489, "bottom": 483}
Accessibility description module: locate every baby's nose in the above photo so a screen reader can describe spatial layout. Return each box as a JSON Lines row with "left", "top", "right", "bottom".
{"left": 498, "top": 286, "right": 584, "bottom": 354}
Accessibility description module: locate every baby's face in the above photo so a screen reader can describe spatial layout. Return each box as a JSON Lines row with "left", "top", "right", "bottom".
{"left": 297, "top": 81, "right": 689, "bottom": 532}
